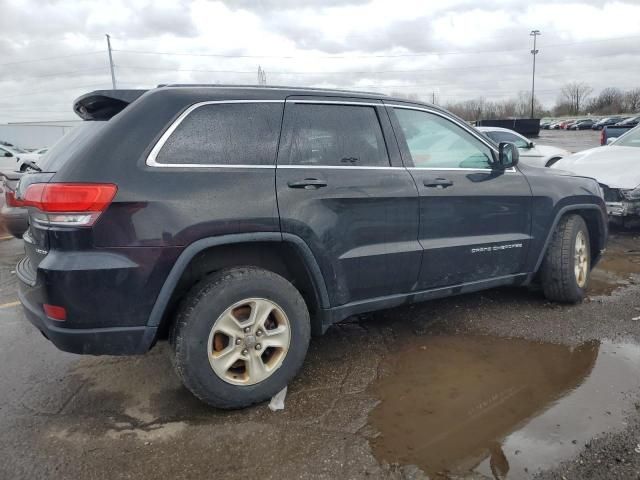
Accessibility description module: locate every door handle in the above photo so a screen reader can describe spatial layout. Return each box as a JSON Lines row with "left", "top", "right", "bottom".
{"left": 423, "top": 177, "right": 453, "bottom": 188}
{"left": 287, "top": 178, "right": 328, "bottom": 189}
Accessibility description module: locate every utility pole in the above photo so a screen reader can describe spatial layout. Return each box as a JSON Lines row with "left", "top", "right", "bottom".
{"left": 257, "top": 65, "right": 267, "bottom": 86}
{"left": 529, "top": 29, "right": 541, "bottom": 118}
{"left": 105, "top": 34, "right": 117, "bottom": 89}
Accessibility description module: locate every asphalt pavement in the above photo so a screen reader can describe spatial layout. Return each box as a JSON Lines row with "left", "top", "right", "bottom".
{"left": 1, "top": 129, "right": 639, "bottom": 479}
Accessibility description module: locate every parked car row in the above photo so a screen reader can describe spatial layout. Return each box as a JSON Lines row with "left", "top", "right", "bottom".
{"left": 541, "top": 115, "right": 640, "bottom": 131}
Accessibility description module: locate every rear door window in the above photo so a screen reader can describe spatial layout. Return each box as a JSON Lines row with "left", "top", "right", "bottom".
{"left": 280, "top": 103, "right": 390, "bottom": 167}
{"left": 155, "top": 103, "right": 283, "bottom": 166}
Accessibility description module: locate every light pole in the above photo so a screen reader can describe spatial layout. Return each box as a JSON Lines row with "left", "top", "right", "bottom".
{"left": 530, "top": 30, "right": 541, "bottom": 118}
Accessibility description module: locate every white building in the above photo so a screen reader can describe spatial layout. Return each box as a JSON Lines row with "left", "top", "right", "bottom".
{"left": 0, "top": 120, "right": 81, "bottom": 150}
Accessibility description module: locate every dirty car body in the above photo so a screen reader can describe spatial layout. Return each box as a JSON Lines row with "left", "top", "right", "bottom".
{"left": 14, "top": 85, "right": 608, "bottom": 408}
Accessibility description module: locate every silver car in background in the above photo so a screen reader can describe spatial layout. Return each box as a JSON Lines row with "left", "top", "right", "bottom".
{"left": 477, "top": 126, "right": 570, "bottom": 167}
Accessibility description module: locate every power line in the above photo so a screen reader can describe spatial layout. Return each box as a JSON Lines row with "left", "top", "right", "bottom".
{"left": 0, "top": 83, "right": 108, "bottom": 100}
{"left": 113, "top": 54, "right": 640, "bottom": 77}
{"left": 111, "top": 34, "right": 640, "bottom": 60}
{"left": 2, "top": 67, "right": 108, "bottom": 80}
{"left": 0, "top": 51, "right": 103, "bottom": 68}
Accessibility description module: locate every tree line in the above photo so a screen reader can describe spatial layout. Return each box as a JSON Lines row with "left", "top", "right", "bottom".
{"left": 390, "top": 84, "right": 640, "bottom": 121}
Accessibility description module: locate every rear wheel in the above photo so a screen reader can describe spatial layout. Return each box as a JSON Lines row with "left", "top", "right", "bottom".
{"left": 171, "top": 267, "right": 310, "bottom": 409}
{"left": 540, "top": 214, "right": 590, "bottom": 303}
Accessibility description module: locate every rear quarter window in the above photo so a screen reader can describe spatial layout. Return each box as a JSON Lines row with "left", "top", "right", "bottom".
{"left": 155, "top": 103, "right": 284, "bottom": 166}
{"left": 37, "top": 121, "right": 107, "bottom": 172}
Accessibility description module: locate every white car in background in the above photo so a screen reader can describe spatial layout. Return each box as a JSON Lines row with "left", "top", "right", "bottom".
{"left": 0, "top": 144, "right": 42, "bottom": 172}
{"left": 0, "top": 145, "right": 25, "bottom": 172}
{"left": 477, "top": 126, "right": 570, "bottom": 167}
{"left": 551, "top": 125, "right": 640, "bottom": 222}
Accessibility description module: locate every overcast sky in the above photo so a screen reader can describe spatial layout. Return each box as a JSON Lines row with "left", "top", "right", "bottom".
{"left": 1, "top": 0, "right": 640, "bottom": 123}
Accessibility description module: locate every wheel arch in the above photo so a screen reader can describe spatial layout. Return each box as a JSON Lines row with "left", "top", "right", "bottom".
{"left": 532, "top": 204, "right": 607, "bottom": 275}
{"left": 147, "top": 233, "right": 330, "bottom": 341}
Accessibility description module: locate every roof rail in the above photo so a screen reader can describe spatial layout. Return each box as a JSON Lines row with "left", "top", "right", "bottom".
{"left": 158, "top": 84, "right": 388, "bottom": 98}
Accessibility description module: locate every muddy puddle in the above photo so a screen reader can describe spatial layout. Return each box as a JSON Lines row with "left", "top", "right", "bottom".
{"left": 589, "top": 231, "right": 640, "bottom": 295}
{"left": 368, "top": 335, "right": 640, "bottom": 479}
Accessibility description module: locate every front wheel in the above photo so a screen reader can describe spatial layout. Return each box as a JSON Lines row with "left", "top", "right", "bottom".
{"left": 171, "top": 267, "right": 311, "bottom": 409}
{"left": 540, "top": 214, "right": 590, "bottom": 303}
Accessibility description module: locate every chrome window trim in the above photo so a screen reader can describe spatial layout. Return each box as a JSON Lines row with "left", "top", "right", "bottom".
{"left": 278, "top": 165, "right": 404, "bottom": 170}
{"left": 146, "top": 100, "right": 285, "bottom": 168}
{"left": 146, "top": 98, "right": 511, "bottom": 171}
{"left": 407, "top": 167, "right": 517, "bottom": 173}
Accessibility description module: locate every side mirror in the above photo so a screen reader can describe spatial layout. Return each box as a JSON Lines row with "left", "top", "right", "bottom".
{"left": 528, "top": 141, "right": 535, "bottom": 149}
{"left": 3, "top": 152, "right": 12, "bottom": 158}
{"left": 497, "top": 142, "right": 519, "bottom": 169}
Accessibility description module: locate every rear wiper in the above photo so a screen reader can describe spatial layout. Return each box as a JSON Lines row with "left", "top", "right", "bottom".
{"left": 21, "top": 159, "right": 42, "bottom": 172}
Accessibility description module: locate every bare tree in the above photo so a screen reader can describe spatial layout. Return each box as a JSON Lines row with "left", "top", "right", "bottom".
{"left": 624, "top": 88, "right": 640, "bottom": 113}
{"left": 515, "top": 91, "right": 544, "bottom": 118}
{"left": 591, "top": 87, "right": 625, "bottom": 114}
{"left": 559, "top": 82, "right": 593, "bottom": 115}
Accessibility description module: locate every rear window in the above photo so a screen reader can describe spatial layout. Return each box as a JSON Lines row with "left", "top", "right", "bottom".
{"left": 155, "top": 103, "right": 283, "bottom": 166}
{"left": 38, "top": 121, "right": 107, "bottom": 172}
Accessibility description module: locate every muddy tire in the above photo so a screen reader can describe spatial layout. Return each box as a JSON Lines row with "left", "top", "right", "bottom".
{"left": 170, "top": 267, "right": 310, "bottom": 409}
{"left": 540, "top": 214, "right": 590, "bottom": 303}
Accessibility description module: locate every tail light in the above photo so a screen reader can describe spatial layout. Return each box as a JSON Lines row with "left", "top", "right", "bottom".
{"left": 22, "top": 183, "right": 117, "bottom": 227}
{"left": 5, "top": 189, "right": 25, "bottom": 207}
{"left": 600, "top": 130, "right": 605, "bottom": 146}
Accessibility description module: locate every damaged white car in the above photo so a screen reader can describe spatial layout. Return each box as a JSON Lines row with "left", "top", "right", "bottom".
{"left": 551, "top": 125, "right": 640, "bottom": 223}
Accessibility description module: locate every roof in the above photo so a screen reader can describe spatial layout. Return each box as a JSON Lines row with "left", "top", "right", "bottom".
{"left": 156, "top": 84, "right": 444, "bottom": 108}
{"left": 73, "top": 84, "right": 443, "bottom": 121}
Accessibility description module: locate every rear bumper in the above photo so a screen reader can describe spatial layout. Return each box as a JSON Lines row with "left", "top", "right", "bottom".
{"left": 18, "top": 264, "right": 157, "bottom": 356}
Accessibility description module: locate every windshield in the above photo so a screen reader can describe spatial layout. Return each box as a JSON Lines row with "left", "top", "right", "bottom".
{"left": 612, "top": 125, "right": 640, "bottom": 148}
{"left": 37, "top": 121, "right": 107, "bottom": 171}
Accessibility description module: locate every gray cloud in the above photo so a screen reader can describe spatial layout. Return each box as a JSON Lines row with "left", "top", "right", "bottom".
{"left": 1, "top": 0, "right": 639, "bottom": 124}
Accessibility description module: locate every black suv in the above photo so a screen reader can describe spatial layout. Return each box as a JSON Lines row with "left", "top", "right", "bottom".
{"left": 16, "top": 86, "right": 608, "bottom": 409}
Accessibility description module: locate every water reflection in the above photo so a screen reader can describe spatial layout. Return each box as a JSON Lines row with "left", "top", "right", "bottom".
{"left": 368, "top": 336, "right": 640, "bottom": 478}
